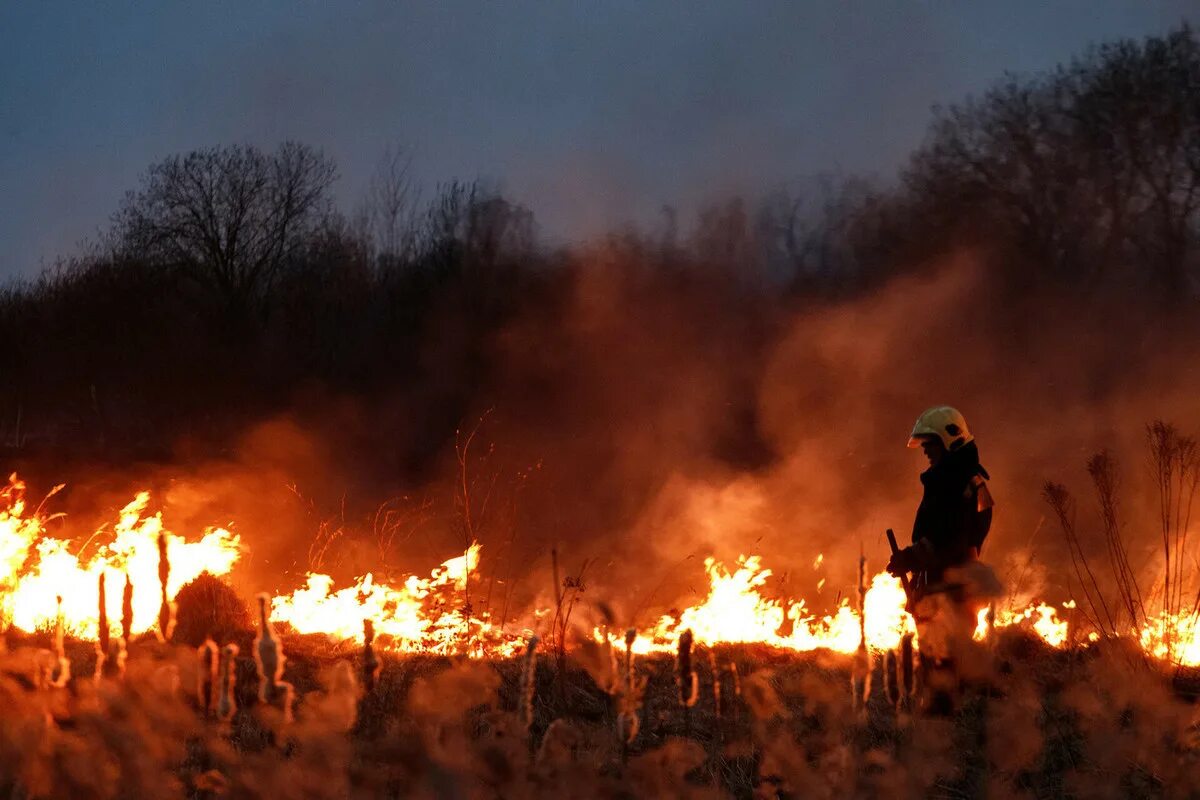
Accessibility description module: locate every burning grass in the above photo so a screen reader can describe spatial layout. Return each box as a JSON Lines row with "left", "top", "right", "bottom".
{"left": 3, "top": 451, "right": 1200, "bottom": 796}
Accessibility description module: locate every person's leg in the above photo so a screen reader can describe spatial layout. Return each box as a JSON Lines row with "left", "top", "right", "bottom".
{"left": 913, "top": 593, "right": 957, "bottom": 715}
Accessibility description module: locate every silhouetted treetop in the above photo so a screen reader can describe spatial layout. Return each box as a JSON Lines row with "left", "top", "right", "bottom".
{"left": 113, "top": 142, "right": 337, "bottom": 323}
{"left": 2, "top": 24, "right": 1198, "bottom": 467}
{"left": 903, "top": 24, "right": 1200, "bottom": 297}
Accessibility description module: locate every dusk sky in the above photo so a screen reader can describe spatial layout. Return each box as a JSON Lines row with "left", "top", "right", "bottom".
{"left": 1, "top": 2, "right": 1195, "bottom": 277}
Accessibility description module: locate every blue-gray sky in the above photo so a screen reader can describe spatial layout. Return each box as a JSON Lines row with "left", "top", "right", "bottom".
{"left": 1, "top": 1, "right": 1194, "bottom": 277}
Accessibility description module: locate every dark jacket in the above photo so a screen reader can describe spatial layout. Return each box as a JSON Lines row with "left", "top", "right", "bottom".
{"left": 911, "top": 440, "right": 992, "bottom": 587}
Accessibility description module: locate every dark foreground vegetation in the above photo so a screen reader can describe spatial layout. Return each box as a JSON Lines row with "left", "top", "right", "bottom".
{"left": 3, "top": 624, "right": 1199, "bottom": 799}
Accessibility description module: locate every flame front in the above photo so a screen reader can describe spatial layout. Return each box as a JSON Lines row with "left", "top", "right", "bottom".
{"left": 3, "top": 472, "right": 1200, "bottom": 666}
{"left": 620, "top": 555, "right": 907, "bottom": 655}
{"left": 270, "top": 544, "right": 521, "bottom": 657}
{"left": 0, "top": 478, "right": 240, "bottom": 639}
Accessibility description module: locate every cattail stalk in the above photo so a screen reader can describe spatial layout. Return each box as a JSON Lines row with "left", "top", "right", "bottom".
{"left": 121, "top": 574, "right": 134, "bottom": 644}
{"left": 96, "top": 573, "right": 110, "bottom": 678}
{"left": 623, "top": 628, "right": 636, "bottom": 684}
{"left": 708, "top": 647, "right": 722, "bottom": 720}
{"left": 96, "top": 574, "right": 127, "bottom": 680}
{"left": 255, "top": 594, "right": 281, "bottom": 698}
{"left": 617, "top": 628, "right": 640, "bottom": 761}
{"left": 255, "top": 593, "right": 293, "bottom": 722}
{"left": 857, "top": 553, "right": 867, "bottom": 644}
{"left": 97, "top": 573, "right": 110, "bottom": 658}
{"left": 217, "top": 644, "right": 238, "bottom": 721}
{"left": 157, "top": 532, "right": 174, "bottom": 642}
{"left": 520, "top": 635, "right": 539, "bottom": 749}
{"left": 900, "top": 632, "right": 915, "bottom": 711}
{"left": 677, "top": 629, "right": 697, "bottom": 735}
{"left": 677, "top": 629, "right": 697, "bottom": 706}
{"left": 198, "top": 639, "right": 218, "bottom": 716}
{"left": 727, "top": 661, "right": 741, "bottom": 722}
{"left": 884, "top": 649, "right": 900, "bottom": 709}
{"left": 105, "top": 638, "right": 128, "bottom": 680}
{"left": 853, "top": 554, "right": 868, "bottom": 709}
{"left": 362, "top": 619, "right": 380, "bottom": 693}
{"left": 49, "top": 595, "right": 70, "bottom": 688}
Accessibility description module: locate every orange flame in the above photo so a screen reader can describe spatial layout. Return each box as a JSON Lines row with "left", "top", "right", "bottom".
{"left": 0, "top": 478, "right": 239, "bottom": 639}
{"left": 616, "top": 556, "right": 906, "bottom": 655}
{"left": 4, "top": 472, "right": 1200, "bottom": 667}
{"left": 269, "top": 543, "right": 521, "bottom": 657}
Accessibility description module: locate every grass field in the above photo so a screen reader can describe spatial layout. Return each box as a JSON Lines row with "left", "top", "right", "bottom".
{"left": 1, "top": 624, "right": 1198, "bottom": 799}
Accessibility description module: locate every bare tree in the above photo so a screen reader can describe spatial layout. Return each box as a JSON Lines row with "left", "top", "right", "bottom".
{"left": 358, "top": 145, "right": 420, "bottom": 264}
{"left": 755, "top": 175, "right": 884, "bottom": 289}
{"left": 904, "top": 24, "right": 1200, "bottom": 297}
{"left": 114, "top": 142, "right": 337, "bottom": 324}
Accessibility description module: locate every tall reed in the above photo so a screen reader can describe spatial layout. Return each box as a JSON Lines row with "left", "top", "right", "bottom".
{"left": 217, "top": 643, "right": 238, "bottom": 721}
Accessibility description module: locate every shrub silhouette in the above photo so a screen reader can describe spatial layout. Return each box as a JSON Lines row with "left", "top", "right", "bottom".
{"left": 172, "top": 572, "right": 252, "bottom": 647}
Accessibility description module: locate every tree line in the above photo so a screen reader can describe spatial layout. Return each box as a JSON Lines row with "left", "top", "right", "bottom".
{"left": 1, "top": 24, "right": 1198, "bottom": 469}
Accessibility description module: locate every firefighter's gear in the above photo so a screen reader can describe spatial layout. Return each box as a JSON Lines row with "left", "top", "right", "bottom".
{"left": 907, "top": 405, "right": 974, "bottom": 451}
{"left": 906, "top": 438, "right": 992, "bottom": 590}
{"left": 895, "top": 412, "right": 998, "bottom": 715}
{"left": 886, "top": 540, "right": 927, "bottom": 577}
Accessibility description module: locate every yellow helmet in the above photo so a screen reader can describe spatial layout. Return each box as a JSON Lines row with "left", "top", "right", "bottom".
{"left": 908, "top": 406, "right": 973, "bottom": 450}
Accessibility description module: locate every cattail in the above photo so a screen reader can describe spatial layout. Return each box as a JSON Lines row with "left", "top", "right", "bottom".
{"left": 104, "top": 637, "right": 127, "bottom": 680}
{"left": 254, "top": 593, "right": 292, "bottom": 721}
{"left": 121, "top": 573, "right": 134, "bottom": 644}
{"left": 95, "top": 573, "right": 110, "bottom": 679}
{"left": 616, "top": 628, "right": 641, "bottom": 751}
{"left": 708, "top": 648, "right": 722, "bottom": 719}
{"left": 49, "top": 595, "right": 70, "bottom": 688}
{"left": 677, "top": 629, "right": 697, "bottom": 708}
{"left": 884, "top": 649, "right": 900, "bottom": 708}
{"left": 254, "top": 594, "right": 282, "bottom": 699}
{"left": 217, "top": 643, "right": 238, "bottom": 721}
{"left": 361, "top": 619, "right": 380, "bottom": 693}
{"left": 860, "top": 650, "right": 873, "bottom": 708}
{"left": 97, "top": 573, "right": 110, "bottom": 659}
{"left": 900, "top": 632, "right": 915, "bottom": 708}
{"left": 273, "top": 681, "right": 295, "bottom": 724}
{"left": 623, "top": 628, "right": 636, "bottom": 692}
{"left": 52, "top": 595, "right": 65, "bottom": 658}
{"left": 1066, "top": 600, "right": 1077, "bottom": 652}
{"left": 856, "top": 553, "right": 867, "bottom": 645}
{"left": 157, "top": 531, "right": 175, "bottom": 642}
{"left": 197, "top": 639, "right": 218, "bottom": 716}
{"left": 520, "top": 635, "right": 539, "bottom": 737}
{"left": 853, "top": 553, "right": 868, "bottom": 709}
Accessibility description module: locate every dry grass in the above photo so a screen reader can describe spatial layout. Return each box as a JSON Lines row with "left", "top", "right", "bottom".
{"left": 0, "top": 625, "right": 1197, "bottom": 799}
{"left": 173, "top": 573, "right": 253, "bottom": 649}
